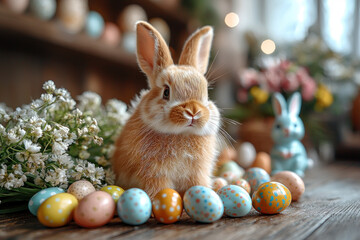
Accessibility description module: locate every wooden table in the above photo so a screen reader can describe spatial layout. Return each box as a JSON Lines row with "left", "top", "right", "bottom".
{"left": 1, "top": 161, "right": 360, "bottom": 240}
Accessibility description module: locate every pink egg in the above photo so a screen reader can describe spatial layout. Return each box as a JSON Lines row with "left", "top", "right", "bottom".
{"left": 101, "top": 22, "right": 121, "bottom": 46}
{"left": 212, "top": 177, "right": 228, "bottom": 192}
{"left": 271, "top": 171, "right": 305, "bottom": 201}
{"left": 67, "top": 180, "right": 96, "bottom": 201}
{"left": 74, "top": 191, "right": 115, "bottom": 228}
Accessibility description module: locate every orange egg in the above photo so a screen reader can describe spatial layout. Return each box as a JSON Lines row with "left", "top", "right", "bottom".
{"left": 252, "top": 182, "right": 291, "bottom": 214}
{"left": 251, "top": 152, "right": 271, "bottom": 174}
{"left": 152, "top": 189, "right": 183, "bottom": 224}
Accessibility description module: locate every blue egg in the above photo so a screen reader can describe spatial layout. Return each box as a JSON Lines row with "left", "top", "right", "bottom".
{"left": 28, "top": 187, "right": 65, "bottom": 216}
{"left": 243, "top": 167, "right": 270, "bottom": 195}
{"left": 29, "top": 0, "right": 56, "bottom": 20}
{"left": 85, "top": 11, "right": 105, "bottom": 38}
{"left": 183, "top": 186, "right": 224, "bottom": 223}
{"left": 218, "top": 185, "right": 252, "bottom": 217}
{"left": 117, "top": 188, "right": 151, "bottom": 225}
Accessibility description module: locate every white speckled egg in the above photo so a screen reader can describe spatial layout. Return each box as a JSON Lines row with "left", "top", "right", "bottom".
{"left": 236, "top": 142, "right": 256, "bottom": 168}
{"left": 29, "top": 0, "right": 56, "bottom": 20}
{"left": 117, "top": 188, "right": 151, "bottom": 225}
{"left": 218, "top": 185, "right": 252, "bottom": 217}
{"left": 100, "top": 185, "right": 125, "bottom": 203}
{"left": 212, "top": 177, "right": 228, "bottom": 192}
{"left": 74, "top": 191, "right": 115, "bottom": 228}
{"left": 28, "top": 187, "right": 65, "bottom": 216}
{"left": 37, "top": 193, "right": 78, "bottom": 227}
{"left": 58, "top": 0, "right": 88, "bottom": 34}
{"left": 271, "top": 171, "right": 305, "bottom": 201}
{"left": 243, "top": 167, "right": 270, "bottom": 195}
{"left": 67, "top": 180, "right": 95, "bottom": 201}
{"left": 2, "top": 0, "right": 29, "bottom": 13}
{"left": 183, "top": 186, "right": 224, "bottom": 223}
{"left": 117, "top": 4, "right": 147, "bottom": 32}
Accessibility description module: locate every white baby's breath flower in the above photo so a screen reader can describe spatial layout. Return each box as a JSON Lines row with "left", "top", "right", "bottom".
{"left": 79, "top": 150, "right": 90, "bottom": 160}
{"left": 95, "top": 156, "right": 108, "bottom": 167}
{"left": 45, "top": 168, "right": 68, "bottom": 187}
{"left": 41, "top": 93, "right": 55, "bottom": 103}
{"left": 43, "top": 80, "right": 56, "bottom": 93}
{"left": 52, "top": 141, "right": 68, "bottom": 155}
{"left": 44, "top": 124, "right": 52, "bottom": 132}
{"left": 12, "top": 164, "right": 24, "bottom": 175}
{"left": 51, "top": 154, "right": 74, "bottom": 169}
{"left": 0, "top": 124, "right": 5, "bottom": 135}
{"left": 93, "top": 136, "right": 103, "bottom": 145}
{"left": 31, "top": 127, "right": 43, "bottom": 139}
{"left": 78, "top": 91, "right": 102, "bottom": 112}
{"left": 24, "top": 139, "right": 41, "bottom": 153}
{"left": 106, "top": 145, "right": 116, "bottom": 158}
{"left": 7, "top": 130, "right": 21, "bottom": 144}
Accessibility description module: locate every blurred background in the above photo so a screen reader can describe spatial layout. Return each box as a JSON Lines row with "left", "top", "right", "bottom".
{"left": 0, "top": 0, "right": 359, "bottom": 161}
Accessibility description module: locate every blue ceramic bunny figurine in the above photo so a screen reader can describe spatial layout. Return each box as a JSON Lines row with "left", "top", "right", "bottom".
{"left": 270, "top": 92, "right": 308, "bottom": 177}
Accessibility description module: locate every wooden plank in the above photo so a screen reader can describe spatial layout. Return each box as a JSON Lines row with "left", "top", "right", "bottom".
{"left": 1, "top": 162, "right": 360, "bottom": 240}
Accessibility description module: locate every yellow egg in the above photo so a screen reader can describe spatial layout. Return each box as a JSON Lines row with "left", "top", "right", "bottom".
{"left": 100, "top": 185, "right": 125, "bottom": 203}
{"left": 37, "top": 193, "right": 78, "bottom": 227}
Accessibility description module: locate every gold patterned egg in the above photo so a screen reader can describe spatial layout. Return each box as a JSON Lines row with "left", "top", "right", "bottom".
{"left": 37, "top": 193, "right": 78, "bottom": 227}
{"left": 100, "top": 185, "right": 125, "bottom": 203}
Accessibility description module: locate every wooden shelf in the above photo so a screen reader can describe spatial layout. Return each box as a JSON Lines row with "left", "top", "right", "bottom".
{"left": 0, "top": 5, "right": 138, "bottom": 68}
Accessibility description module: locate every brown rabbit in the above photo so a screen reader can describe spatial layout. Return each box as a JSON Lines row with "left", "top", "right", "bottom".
{"left": 111, "top": 21, "right": 221, "bottom": 198}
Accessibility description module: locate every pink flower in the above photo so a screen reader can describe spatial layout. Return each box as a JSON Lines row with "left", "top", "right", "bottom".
{"left": 296, "top": 67, "right": 311, "bottom": 84}
{"left": 282, "top": 72, "right": 300, "bottom": 92}
{"left": 301, "top": 78, "right": 317, "bottom": 101}
{"left": 240, "top": 69, "right": 260, "bottom": 88}
{"left": 264, "top": 66, "right": 285, "bottom": 92}
{"left": 237, "top": 88, "right": 248, "bottom": 103}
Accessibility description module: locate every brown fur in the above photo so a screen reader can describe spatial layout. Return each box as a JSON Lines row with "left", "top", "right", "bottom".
{"left": 111, "top": 22, "right": 219, "bottom": 199}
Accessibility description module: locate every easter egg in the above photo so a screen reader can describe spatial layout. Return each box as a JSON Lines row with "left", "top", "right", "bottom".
{"left": 236, "top": 142, "right": 256, "bottom": 168}
{"left": 122, "top": 32, "right": 136, "bottom": 53}
{"left": 29, "top": 0, "right": 56, "bottom": 20}
{"left": 101, "top": 22, "right": 121, "bottom": 46}
{"left": 117, "top": 4, "right": 147, "bottom": 32}
{"left": 67, "top": 180, "right": 95, "bottom": 201}
{"left": 217, "top": 161, "right": 244, "bottom": 179}
{"left": 85, "top": 11, "right": 104, "bottom": 38}
{"left": 2, "top": 0, "right": 29, "bottom": 13}
{"left": 183, "top": 186, "right": 224, "bottom": 223}
{"left": 37, "top": 193, "right": 78, "bottom": 227}
{"left": 243, "top": 167, "right": 270, "bottom": 195}
{"left": 58, "top": 0, "right": 88, "bottom": 34}
{"left": 231, "top": 178, "right": 251, "bottom": 194}
{"left": 212, "top": 177, "right": 228, "bottom": 192}
{"left": 152, "top": 188, "right": 183, "bottom": 224}
{"left": 74, "top": 191, "right": 115, "bottom": 228}
{"left": 251, "top": 152, "right": 271, "bottom": 174}
{"left": 218, "top": 185, "right": 252, "bottom": 217}
{"left": 271, "top": 171, "right": 305, "bottom": 201}
{"left": 100, "top": 185, "right": 124, "bottom": 203}
{"left": 28, "top": 187, "right": 65, "bottom": 216}
{"left": 219, "top": 171, "right": 238, "bottom": 183}
{"left": 252, "top": 182, "right": 291, "bottom": 214}
{"left": 117, "top": 188, "right": 151, "bottom": 225}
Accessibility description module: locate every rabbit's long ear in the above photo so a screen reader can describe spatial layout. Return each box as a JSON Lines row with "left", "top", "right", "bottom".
{"left": 288, "top": 92, "right": 302, "bottom": 116}
{"left": 178, "top": 26, "right": 213, "bottom": 75}
{"left": 272, "top": 93, "right": 287, "bottom": 116}
{"left": 136, "top": 21, "right": 173, "bottom": 88}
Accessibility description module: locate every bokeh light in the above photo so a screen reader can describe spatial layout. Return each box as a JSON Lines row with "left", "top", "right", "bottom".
{"left": 261, "top": 39, "right": 276, "bottom": 54}
{"left": 224, "top": 12, "right": 239, "bottom": 28}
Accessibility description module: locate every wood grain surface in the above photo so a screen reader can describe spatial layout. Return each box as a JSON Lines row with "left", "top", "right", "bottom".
{"left": 1, "top": 161, "right": 360, "bottom": 240}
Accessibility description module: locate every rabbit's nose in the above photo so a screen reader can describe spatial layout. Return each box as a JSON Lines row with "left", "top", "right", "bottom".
{"left": 284, "top": 128, "right": 290, "bottom": 136}
{"left": 184, "top": 109, "right": 201, "bottom": 120}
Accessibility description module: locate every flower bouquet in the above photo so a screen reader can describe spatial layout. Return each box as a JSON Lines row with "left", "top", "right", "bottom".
{"left": 0, "top": 81, "right": 129, "bottom": 213}
{"left": 228, "top": 59, "right": 334, "bottom": 151}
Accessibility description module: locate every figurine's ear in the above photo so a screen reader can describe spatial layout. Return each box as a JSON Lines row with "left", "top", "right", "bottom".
{"left": 272, "top": 93, "right": 287, "bottom": 116}
{"left": 288, "top": 92, "right": 302, "bottom": 116}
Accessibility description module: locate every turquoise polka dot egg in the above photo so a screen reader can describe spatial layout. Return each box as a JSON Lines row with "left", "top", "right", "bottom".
{"left": 117, "top": 188, "right": 151, "bottom": 225}
{"left": 28, "top": 187, "right": 65, "bottom": 216}
{"left": 218, "top": 185, "right": 252, "bottom": 217}
{"left": 243, "top": 167, "right": 270, "bottom": 195}
{"left": 183, "top": 186, "right": 224, "bottom": 223}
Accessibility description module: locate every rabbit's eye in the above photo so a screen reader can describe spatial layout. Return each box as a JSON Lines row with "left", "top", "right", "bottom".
{"left": 163, "top": 85, "right": 170, "bottom": 100}
{"left": 276, "top": 124, "right": 281, "bottom": 129}
{"left": 294, "top": 123, "right": 297, "bottom": 128}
